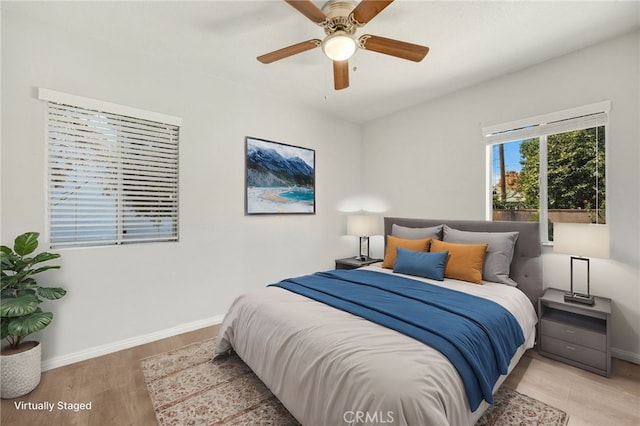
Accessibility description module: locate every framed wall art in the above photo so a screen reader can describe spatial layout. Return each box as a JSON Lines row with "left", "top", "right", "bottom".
{"left": 245, "top": 136, "right": 316, "bottom": 215}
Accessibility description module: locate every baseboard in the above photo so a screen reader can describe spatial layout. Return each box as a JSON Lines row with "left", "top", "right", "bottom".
{"left": 41, "top": 314, "right": 225, "bottom": 371}
{"left": 41, "top": 317, "right": 638, "bottom": 371}
{"left": 612, "top": 347, "right": 640, "bottom": 365}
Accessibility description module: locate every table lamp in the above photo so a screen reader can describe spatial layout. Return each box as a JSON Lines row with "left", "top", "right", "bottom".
{"left": 553, "top": 223, "right": 609, "bottom": 305}
{"left": 347, "top": 215, "right": 379, "bottom": 261}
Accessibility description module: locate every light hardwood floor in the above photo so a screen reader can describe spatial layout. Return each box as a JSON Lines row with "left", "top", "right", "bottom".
{"left": 1, "top": 325, "right": 219, "bottom": 426}
{"left": 1, "top": 325, "right": 639, "bottom": 426}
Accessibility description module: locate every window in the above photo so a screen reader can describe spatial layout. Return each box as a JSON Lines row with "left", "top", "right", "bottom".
{"left": 39, "top": 89, "right": 181, "bottom": 248}
{"left": 484, "top": 102, "right": 608, "bottom": 243}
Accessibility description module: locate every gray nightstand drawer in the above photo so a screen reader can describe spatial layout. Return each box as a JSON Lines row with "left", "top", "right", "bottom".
{"left": 540, "top": 318, "right": 606, "bottom": 351}
{"left": 538, "top": 288, "right": 611, "bottom": 377}
{"left": 541, "top": 336, "right": 607, "bottom": 371}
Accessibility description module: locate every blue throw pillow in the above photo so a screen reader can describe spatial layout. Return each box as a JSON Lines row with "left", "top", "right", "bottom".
{"left": 393, "top": 247, "right": 448, "bottom": 281}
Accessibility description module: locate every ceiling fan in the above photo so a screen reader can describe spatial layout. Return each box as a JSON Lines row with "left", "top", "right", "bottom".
{"left": 257, "top": 0, "right": 429, "bottom": 90}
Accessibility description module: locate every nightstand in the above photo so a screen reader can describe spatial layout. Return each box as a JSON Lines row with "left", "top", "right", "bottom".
{"left": 335, "top": 257, "right": 383, "bottom": 270}
{"left": 538, "top": 288, "right": 611, "bottom": 377}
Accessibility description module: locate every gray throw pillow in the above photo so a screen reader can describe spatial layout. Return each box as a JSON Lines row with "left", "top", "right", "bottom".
{"left": 391, "top": 224, "right": 442, "bottom": 240}
{"left": 443, "top": 225, "right": 519, "bottom": 286}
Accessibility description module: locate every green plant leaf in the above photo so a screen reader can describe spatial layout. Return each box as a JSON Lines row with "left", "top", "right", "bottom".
{"left": 31, "top": 252, "right": 61, "bottom": 265}
{"left": 0, "top": 317, "right": 9, "bottom": 340}
{"left": 12, "top": 277, "right": 37, "bottom": 291}
{"left": 7, "top": 311, "right": 53, "bottom": 336}
{"left": 38, "top": 287, "right": 67, "bottom": 300}
{"left": 11, "top": 258, "right": 30, "bottom": 272}
{"left": 1, "top": 288, "right": 16, "bottom": 298}
{"left": 1, "top": 272, "right": 33, "bottom": 289}
{"left": 31, "top": 265, "right": 60, "bottom": 275}
{"left": 16, "top": 289, "right": 37, "bottom": 297}
{"left": 0, "top": 276, "right": 13, "bottom": 291}
{"left": 1, "top": 246, "right": 16, "bottom": 261}
{"left": 1, "top": 250, "right": 17, "bottom": 270}
{"left": 14, "top": 232, "right": 39, "bottom": 257}
{"left": 0, "top": 294, "right": 41, "bottom": 318}
{"left": 1, "top": 231, "right": 64, "bottom": 342}
{"left": 30, "top": 265, "right": 61, "bottom": 275}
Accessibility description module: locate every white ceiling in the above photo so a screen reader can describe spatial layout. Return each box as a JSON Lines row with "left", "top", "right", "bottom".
{"left": 5, "top": 1, "right": 639, "bottom": 123}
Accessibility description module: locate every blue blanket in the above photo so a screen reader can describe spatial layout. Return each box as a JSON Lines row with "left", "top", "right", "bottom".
{"left": 269, "top": 269, "right": 524, "bottom": 411}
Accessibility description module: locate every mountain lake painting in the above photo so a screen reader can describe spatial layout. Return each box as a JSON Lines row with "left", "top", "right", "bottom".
{"left": 245, "top": 137, "right": 315, "bottom": 214}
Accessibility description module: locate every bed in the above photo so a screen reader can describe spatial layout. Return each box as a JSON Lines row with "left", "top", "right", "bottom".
{"left": 214, "top": 218, "right": 542, "bottom": 425}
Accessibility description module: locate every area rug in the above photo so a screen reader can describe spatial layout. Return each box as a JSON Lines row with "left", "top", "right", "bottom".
{"left": 141, "top": 339, "right": 569, "bottom": 426}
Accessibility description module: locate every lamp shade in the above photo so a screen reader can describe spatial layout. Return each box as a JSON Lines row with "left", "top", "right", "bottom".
{"left": 553, "top": 223, "right": 609, "bottom": 259}
{"left": 322, "top": 31, "right": 357, "bottom": 61}
{"left": 347, "top": 215, "right": 379, "bottom": 237}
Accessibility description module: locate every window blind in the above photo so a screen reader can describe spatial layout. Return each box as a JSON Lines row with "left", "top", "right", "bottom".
{"left": 47, "top": 101, "right": 179, "bottom": 248}
{"left": 482, "top": 101, "right": 610, "bottom": 145}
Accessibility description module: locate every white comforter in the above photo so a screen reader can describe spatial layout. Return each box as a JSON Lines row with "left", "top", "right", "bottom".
{"left": 214, "top": 265, "right": 538, "bottom": 426}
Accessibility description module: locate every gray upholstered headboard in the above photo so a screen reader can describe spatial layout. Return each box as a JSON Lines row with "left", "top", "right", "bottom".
{"left": 384, "top": 217, "right": 543, "bottom": 311}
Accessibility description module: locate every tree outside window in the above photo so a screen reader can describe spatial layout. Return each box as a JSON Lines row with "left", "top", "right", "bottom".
{"left": 491, "top": 126, "right": 605, "bottom": 242}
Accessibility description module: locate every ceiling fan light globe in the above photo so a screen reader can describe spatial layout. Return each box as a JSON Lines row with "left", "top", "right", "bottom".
{"left": 322, "top": 32, "right": 357, "bottom": 61}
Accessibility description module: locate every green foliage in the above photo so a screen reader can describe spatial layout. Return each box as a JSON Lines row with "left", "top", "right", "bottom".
{"left": 1, "top": 232, "right": 66, "bottom": 350}
{"left": 516, "top": 128, "right": 606, "bottom": 221}
{"left": 518, "top": 138, "right": 540, "bottom": 209}
{"left": 547, "top": 128, "right": 606, "bottom": 213}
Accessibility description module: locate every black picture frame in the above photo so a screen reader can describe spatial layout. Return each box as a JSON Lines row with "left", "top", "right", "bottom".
{"left": 245, "top": 136, "right": 316, "bottom": 215}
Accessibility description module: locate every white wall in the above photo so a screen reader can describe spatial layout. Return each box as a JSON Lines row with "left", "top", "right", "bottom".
{"left": 1, "top": 11, "right": 361, "bottom": 366}
{"left": 361, "top": 31, "right": 640, "bottom": 361}
{"left": 3, "top": 8, "right": 638, "bottom": 369}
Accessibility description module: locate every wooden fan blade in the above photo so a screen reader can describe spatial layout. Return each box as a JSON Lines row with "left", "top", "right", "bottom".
{"left": 257, "top": 39, "right": 321, "bottom": 64}
{"left": 359, "top": 34, "right": 429, "bottom": 62}
{"left": 284, "top": 0, "right": 327, "bottom": 24}
{"left": 351, "top": 0, "right": 394, "bottom": 25}
{"left": 333, "top": 60, "right": 349, "bottom": 90}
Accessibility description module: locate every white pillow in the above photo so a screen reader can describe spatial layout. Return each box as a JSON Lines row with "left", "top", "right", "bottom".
{"left": 391, "top": 224, "right": 442, "bottom": 240}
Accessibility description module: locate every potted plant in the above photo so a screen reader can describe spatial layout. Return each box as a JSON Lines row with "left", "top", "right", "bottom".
{"left": 1, "top": 232, "right": 66, "bottom": 399}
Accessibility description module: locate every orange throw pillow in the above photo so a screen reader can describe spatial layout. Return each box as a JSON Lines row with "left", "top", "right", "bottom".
{"left": 430, "top": 239, "right": 488, "bottom": 284}
{"left": 382, "top": 236, "right": 431, "bottom": 269}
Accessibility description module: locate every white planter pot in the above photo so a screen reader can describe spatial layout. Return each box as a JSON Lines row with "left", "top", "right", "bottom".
{"left": 1, "top": 341, "right": 42, "bottom": 399}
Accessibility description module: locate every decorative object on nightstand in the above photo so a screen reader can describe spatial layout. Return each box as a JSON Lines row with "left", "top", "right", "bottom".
{"left": 347, "top": 215, "right": 379, "bottom": 261}
{"left": 538, "top": 288, "right": 611, "bottom": 377}
{"left": 553, "top": 223, "right": 609, "bottom": 305}
{"left": 335, "top": 257, "right": 383, "bottom": 270}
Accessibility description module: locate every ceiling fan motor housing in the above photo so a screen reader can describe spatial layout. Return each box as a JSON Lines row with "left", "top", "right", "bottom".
{"left": 321, "top": 0, "right": 359, "bottom": 35}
